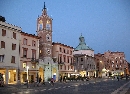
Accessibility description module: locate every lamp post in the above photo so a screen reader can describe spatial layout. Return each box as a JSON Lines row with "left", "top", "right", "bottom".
{"left": 26, "top": 66, "right": 29, "bottom": 88}
{"left": 37, "top": 64, "right": 39, "bottom": 83}
{"left": 31, "top": 58, "right": 39, "bottom": 83}
{"left": 125, "top": 68, "right": 127, "bottom": 80}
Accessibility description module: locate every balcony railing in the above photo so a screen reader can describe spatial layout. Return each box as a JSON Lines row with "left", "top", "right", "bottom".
{"left": 58, "top": 62, "right": 64, "bottom": 65}
{"left": 70, "top": 62, "right": 75, "bottom": 65}
{"left": 31, "top": 58, "right": 39, "bottom": 64}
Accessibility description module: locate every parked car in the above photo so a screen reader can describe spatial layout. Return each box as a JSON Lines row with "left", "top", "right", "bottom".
{"left": 0, "top": 73, "right": 4, "bottom": 87}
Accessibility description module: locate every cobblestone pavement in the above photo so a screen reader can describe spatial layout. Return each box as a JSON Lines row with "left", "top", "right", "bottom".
{"left": 119, "top": 80, "right": 130, "bottom": 94}
{"left": 0, "top": 78, "right": 129, "bottom": 94}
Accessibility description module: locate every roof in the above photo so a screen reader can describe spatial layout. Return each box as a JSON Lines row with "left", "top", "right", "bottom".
{"left": 74, "top": 34, "right": 93, "bottom": 51}
{"left": 52, "top": 42, "right": 73, "bottom": 49}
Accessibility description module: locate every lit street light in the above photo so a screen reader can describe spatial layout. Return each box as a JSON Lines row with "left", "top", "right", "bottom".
{"left": 26, "top": 66, "right": 29, "bottom": 88}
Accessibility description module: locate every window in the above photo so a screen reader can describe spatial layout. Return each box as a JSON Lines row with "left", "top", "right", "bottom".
{"left": 64, "top": 65, "right": 66, "bottom": 70}
{"left": 67, "top": 50, "right": 69, "bottom": 54}
{"left": 71, "top": 58, "right": 73, "bottom": 63}
{"left": 46, "top": 24, "right": 51, "bottom": 30}
{"left": 87, "top": 64, "right": 89, "bottom": 69}
{"left": 97, "top": 62, "right": 99, "bottom": 66}
{"left": 23, "top": 48, "right": 27, "bottom": 58}
{"left": 40, "top": 50, "right": 42, "bottom": 53}
{"left": 71, "top": 66, "right": 73, "bottom": 70}
{"left": 68, "top": 56, "right": 69, "bottom": 63}
{"left": 68, "top": 65, "right": 69, "bottom": 70}
{"left": 0, "top": 55, "right": 4, "bottom": 62}
{"left": 112, "top": 61, "right": 114, "bottom": 64}
{"left": 70, "top": 51, "right": 72, "bottom": 55}
{"left": 32, "top": 49, "right": 36, "bottom": 59}
{"left": 13, "top": 32, "right": 16, "bottom": 39}
{"left": 2, "top": 29, "right": 6, "bottom": 36}
{"left": 81, "top": 64, "right": 83, "bottom": 68}
{"left": 12, "top": 43, "right": 16, "bottom": 50}
{"left": 32, "top": 40, "right": 36, "bottom": 46}
{"left": 23, "top": 38, "right": 27, "bottom": 45}
{"left": 32, "top": 64, "right": 35, "bottom": 68}
{"left": 64, "top": 56, "right": 66, "bottom": 62}
{"left": 63, "top": 48, "right": 65, "bottom": 53}
{"left": 23, "top": 63, "right": 27, "bottom": 68}
{"left": 1, "top": 41, "right": 5, "bottom": 48}
{"left": 60, "top": 47, "right": 62, "bottom": 52}
{"left": 81, "top": 58, "right": 83, "bottom": 61}
{"left": 112, "top": 64, "right": 114, "bottom": 67}
{"left": 11, "top": 56, "right": 15, "bottom": 63}
{"left": 90, "top": 64, "right": 91, "bottom": 69}
{"left": 60, "top": 65, "right": 62, "bottom": 69}
{"left": 39, "top": 24, "right": 43, "bottom": 30}
{"left": 60, "top": 56, "right": 62, "bottom": 63}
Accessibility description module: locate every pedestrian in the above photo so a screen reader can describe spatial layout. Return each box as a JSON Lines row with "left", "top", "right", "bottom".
{"left": 60, "top": 76, "right": 62, "bottom": 82}
{"left": 117, "top": 76, "right": 119, "bottom": 81}
{"left": 64, "top": 76, "right": 67, "bottom": 83}
{"left": 39, "top": 76, "right": 42, "bottom": 83}
{"left": 42, "top": 80, "right": 45, "bottom": 85}
{"left": 51, "top": 78, "right": 54, "bottom": 86}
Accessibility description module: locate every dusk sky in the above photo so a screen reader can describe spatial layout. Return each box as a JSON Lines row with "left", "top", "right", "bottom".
{"left": 0, "top": 0, "right": 130, "bottom": 62}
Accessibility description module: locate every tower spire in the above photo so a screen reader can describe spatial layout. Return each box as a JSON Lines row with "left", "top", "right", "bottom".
{"left": 42, "top": 2, "right": 47, "bottom": 15}
{"left": 44, "top": 2, "right": 46, "bottom": 9}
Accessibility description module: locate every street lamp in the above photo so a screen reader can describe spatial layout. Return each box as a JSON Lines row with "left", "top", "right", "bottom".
{"left": 26, "top": 66, "right": 29, "bottom": 88}
{"left": 37, "top": 64, "right": 39, "bottom": 83}
{"left": 31, "top": 58, "right": 39, "bottom": 83}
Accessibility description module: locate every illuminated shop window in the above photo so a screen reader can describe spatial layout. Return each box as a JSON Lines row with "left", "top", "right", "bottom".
{"left": 23, "top": 63, "right": 27, "bottom": 68}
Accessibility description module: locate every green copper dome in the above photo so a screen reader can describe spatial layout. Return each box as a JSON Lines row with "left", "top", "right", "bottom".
{"left": 74, "top": 34, "right": 93, "bottom": 51}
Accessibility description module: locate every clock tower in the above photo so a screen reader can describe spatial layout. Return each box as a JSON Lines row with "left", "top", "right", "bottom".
{"left": 37, "top": 2, "right": 52, "bottom": 58}
{"left": 37, "top": 2, "right": 58, "bottom": 82}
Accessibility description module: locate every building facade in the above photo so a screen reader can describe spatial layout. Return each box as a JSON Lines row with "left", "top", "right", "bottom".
{"left": 52, "top": 42, "right": 74, "bottom": 80}
{"left": 94, "top": 51, "right": 129, "bottom": 78}
{"left": 73, "top": 34, "right": 96, "bottom": 78}
{"left": 37, "top": 3, "right": 58, "bottom": 82}
{"left": 0, "top": 21, "right": 21, "bottom": 84}
{"left": 94, "top": 53, "right": 109, "bottom": 78}
{"left": 20, "top": 32, "right": 39, "bottom": 83}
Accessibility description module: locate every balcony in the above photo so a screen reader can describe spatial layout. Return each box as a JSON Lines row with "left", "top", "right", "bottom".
{"left": 52, "top": 57, "right": 57, "bottom": 63}
{"left": 58, "top": 62, "right": 64, "bottom": 65}
{"left": 70, "top": 62, "right": 75, "bottom": 65}
{"left": 31, "top": 58, "right": 39, "bottom": 64}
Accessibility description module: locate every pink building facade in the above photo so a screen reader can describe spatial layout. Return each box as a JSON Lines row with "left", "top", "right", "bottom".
{"left": 52, "top": 42, "right": 74, "bottom": 80}
{"left": 20, "top": 32, "right": 39, "bottom": 83}
{"left": 94, "top": 51, "right": 129, "bottom": 78}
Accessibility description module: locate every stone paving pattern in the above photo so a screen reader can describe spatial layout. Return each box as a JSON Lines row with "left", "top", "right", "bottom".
{"left": 0, "top": 78, "right": 130, "bottom": 94}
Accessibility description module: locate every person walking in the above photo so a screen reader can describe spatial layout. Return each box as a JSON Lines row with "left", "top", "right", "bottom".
{"left": 60, "top": 76, "right": 62, "bottom": 82}
{"left": 117, "top": 76, "right": 119, "bottom": 81}
{"left": 42, "top": 80, "right": 45, "bottom": 85}
{"left": 51, "top": 78, "right": 54, "bottom": 86}
{"left": 39, "top": 76, "right": 42, "bottom": 83}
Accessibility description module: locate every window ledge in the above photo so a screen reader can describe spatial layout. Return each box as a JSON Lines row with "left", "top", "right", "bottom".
{"left": 0, "top": 61, "right": 4, "bottom": 63}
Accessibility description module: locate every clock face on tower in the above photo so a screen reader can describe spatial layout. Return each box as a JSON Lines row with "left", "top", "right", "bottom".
{"left": 46, "top": 34, "right": 51, "bottom": 42}
{"left": 46, "top": 48, "right": 51, "bottom": 55}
